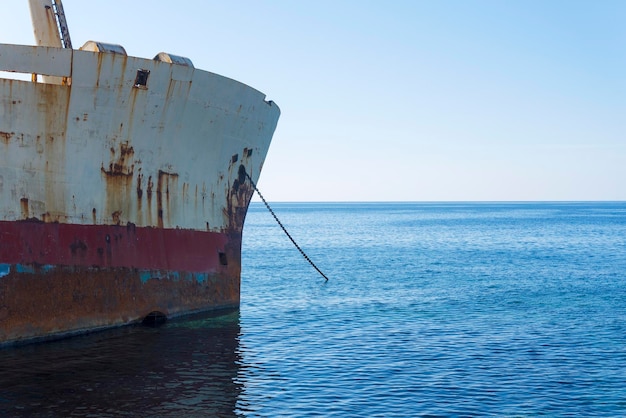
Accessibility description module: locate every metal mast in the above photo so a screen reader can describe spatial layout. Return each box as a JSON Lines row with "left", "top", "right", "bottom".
{"left": 29, "top": 0, "right": 72, "bottom": 49}
{"left": 51, "top": 0, "right": 72, "bottom": 49}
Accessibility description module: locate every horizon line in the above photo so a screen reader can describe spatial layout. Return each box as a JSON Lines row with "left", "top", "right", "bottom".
{"left": 249, "top": 200, "right": 626, "bottom": 204}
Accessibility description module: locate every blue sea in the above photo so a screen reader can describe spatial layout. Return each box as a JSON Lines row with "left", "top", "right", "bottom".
{"left": 1, "top": 202, "right": 625, "bottom": 417}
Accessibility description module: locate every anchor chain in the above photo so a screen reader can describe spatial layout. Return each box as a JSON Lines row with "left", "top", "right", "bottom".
{"left": 245, "top": 172, "right": 329, "bottom": 282}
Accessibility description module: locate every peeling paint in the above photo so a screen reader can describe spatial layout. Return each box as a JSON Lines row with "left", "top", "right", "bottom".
{"left": 102, "top": 141, "right": 134, "bottom": 176}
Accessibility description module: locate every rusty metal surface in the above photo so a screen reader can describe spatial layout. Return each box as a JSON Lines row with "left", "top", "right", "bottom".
{"left": 0, "top": 43, "right": 280, "bottom": 231}
{"left": 0, "top": 40, "right": 280, "bottom": 344}
{"left": 0, "top": 264, "right": 240, "bottom": 344}
{"left": 0, "top": 219, "right": 244, "bottom": 344}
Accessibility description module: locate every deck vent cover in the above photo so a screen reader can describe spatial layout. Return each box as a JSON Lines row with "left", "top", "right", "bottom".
{"left": 153, "top": 52, "right": 194, "bottom": 67}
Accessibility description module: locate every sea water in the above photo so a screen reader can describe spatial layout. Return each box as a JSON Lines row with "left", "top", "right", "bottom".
{"left": 0, "top": 202, "right": 625, "bottom": 417}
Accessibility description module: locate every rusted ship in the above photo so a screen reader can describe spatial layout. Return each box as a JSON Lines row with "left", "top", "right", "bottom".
{"left": 0, "top": 1, "right": 280, "bottom": 345}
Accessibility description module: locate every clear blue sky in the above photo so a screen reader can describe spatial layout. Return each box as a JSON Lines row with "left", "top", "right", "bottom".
{"left": 6, "top": 1, "right": 626, "bottom": 201}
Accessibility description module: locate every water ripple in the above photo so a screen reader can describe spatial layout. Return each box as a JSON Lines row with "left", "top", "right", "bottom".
{"left": 0, "top": 203, "right": 625, "bottom": 416}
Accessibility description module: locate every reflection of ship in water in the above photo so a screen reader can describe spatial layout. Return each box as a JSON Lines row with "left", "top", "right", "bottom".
{"left": 0, "top": 310, "right": 243, "bottom": 417}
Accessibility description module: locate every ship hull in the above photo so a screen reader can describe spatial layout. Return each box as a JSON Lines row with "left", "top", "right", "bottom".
{"left": 0, "top": 43, "right": 280, "bottom": 344}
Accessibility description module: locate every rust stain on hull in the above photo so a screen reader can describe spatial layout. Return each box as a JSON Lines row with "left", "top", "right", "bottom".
{"left": 102, "top": 141, "right": 135, "bottom": 176}
{"left": 0, "top": 131, "right": 13, "bottom": 145}
{"left": 0, "top": 218, "right": 243, "bottom": 345}
{"left": 0, "top": 266, "right": 240, "bottom": 344}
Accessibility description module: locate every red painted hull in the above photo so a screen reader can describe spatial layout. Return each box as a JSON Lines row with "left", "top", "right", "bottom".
{"left": 0, "top": 220, "right": 242, "bottom": 344}
{"left": 0, "top": 220, "right": 232, "bottom": 272}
